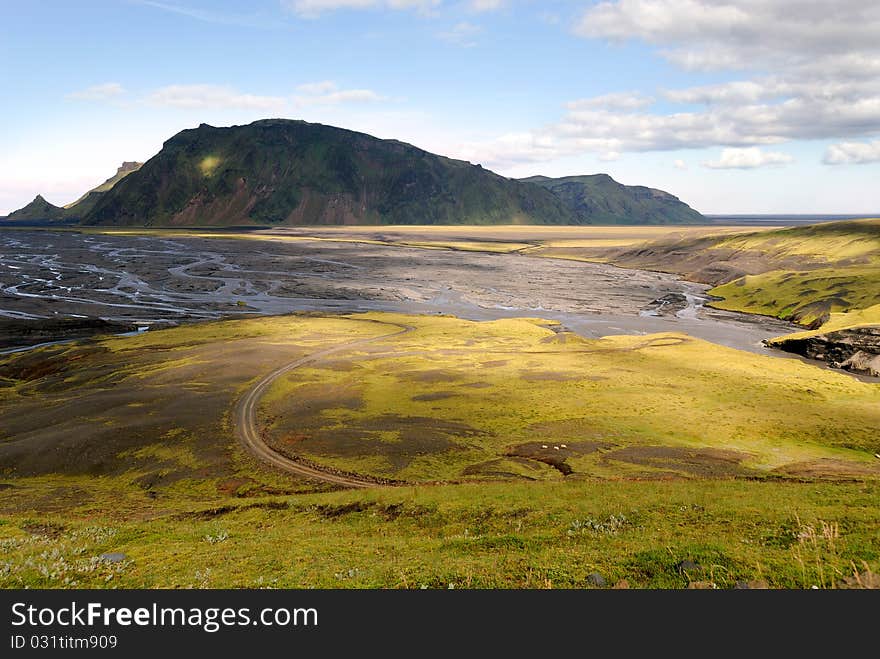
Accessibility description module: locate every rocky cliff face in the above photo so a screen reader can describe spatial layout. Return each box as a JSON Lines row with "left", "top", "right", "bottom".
{"left": 770, "top": 327, "right": 880, "bottom": 377}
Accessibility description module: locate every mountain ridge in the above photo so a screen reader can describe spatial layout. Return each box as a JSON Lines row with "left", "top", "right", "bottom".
{"left": 520, "top": 174, "right": 703, "bottom": 225}
{"left": 83, "top": 119, "right": 573, "bottom": 226}
{"left": 5, "top": 119, "right": 705, "bottom": 226}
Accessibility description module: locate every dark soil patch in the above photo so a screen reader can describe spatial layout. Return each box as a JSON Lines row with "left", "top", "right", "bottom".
{"left": 0, "top": 345, "right": 111, "bottom": 384}
{"left": 272, "top": 383, "right": 364, "bottom": 414}
{"left": 0, "top": 318, "right": 137, "bottom": 350}
{"left": 411, "top": 391, "right": 458, "bottom": 402}
{"left": 308, "top": 501, "right": 430, "bottom": 520}
{"left": 771, "top": 459, "right": 880, "bottom": 480}
{"left": 519, "top": 370, "right": 583, "bottom": 382}
{"left": 506, "top": 440, "right": 614, "bottom": 475}
{"left": 605, "top": 445, "right": 756, "bottom": 478}
{"left": 277, "top": 414, "right": 487, "bottom": 471}
{"left": 18, "top": 486, "right": 90, "bottom": 513}
{"left": 21, "top": 521, "right": 66, "bottom": 538}
{"left": 216, "top": 477, "right": 257, "bottom": 496}
{"left": 397, "top": 369, "right": 461, "bottom": 383}
{"left": 173, "top": 500, "right": 290, "bottom": 520}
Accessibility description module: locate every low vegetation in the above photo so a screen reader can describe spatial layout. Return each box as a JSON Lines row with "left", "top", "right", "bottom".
{"left": 1, "top": 311, "right": 878, "bottom": 588}
{"left": 1, "top": 479, "right": 877, "bottom": 589}
{"left": 261, "top": 313, "right": 879, "bottom": 483}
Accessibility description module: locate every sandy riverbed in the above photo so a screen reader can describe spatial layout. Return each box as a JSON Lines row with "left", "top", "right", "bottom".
{"left": 0, "top": 229, "right": 798, "bottom": 354}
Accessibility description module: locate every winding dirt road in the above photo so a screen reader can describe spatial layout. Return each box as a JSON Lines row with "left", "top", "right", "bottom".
{"left": 234, "top": 319, "right": 414, "bottom": 488}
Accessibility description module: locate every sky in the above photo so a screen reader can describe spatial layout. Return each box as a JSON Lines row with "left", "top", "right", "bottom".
{"left": 2, "top": 0, "right": 880, "bottom": 215}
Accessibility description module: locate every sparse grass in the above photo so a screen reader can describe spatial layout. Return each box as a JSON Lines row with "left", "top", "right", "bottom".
{"left": 261, "top": 313, "right": 880, "bottom": 482}
{"left": 711, "top": 219, "right": 880, "bottom": 263}
{"left": 1, "top": 479, "right": 877, "bottom": 588}
{"left": 696, "top": 220, "right": 880, "bottom": 332}
{"left": 2, "top": 310, "right": 879, "bottom": 589}
{"left": 710, "top": 266, "right": 880, "bottom": 327}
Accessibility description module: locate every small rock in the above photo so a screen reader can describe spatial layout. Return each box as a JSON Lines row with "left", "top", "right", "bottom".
{"left": 586, "top": 572, "right": 607, "bottom": 587}
{"left": 838, "top": 571, "right": 880, "bottom": 589}
{"left": 676, "top": 559, "right": 701, "bottom": 574}
{"left": 687, "top": 581, "right": 716, "bottom": 589}
{"left": 735, "top": 579, "right": 770, "bottom": 589}
{"left": 99, "top": 552, "right": 127, "bottom": 563}
{"left": 613, "top": 579, "right": 630, "bottom": 589}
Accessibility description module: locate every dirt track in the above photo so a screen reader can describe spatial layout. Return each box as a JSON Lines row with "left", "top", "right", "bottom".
{"left": 234, "top": 318, "right": 414, "bottom": 487}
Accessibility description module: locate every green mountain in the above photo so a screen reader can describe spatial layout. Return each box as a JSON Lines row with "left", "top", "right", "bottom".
{"left": 7, "top": 121, "right": 705, "bottom": 226}
{"left": 83, "top": 119, "right": 573, "bottom": 226}
{"left": 63, "top": 161, "right": 143, "bottom": 217}
{"left": 520, "top": 174, "right": 704, "bottom": 224}
{"left": 3, "top": 162, "right": 143, "bottom": 222}
{"left": 6, "top": 195, "right": 66, "bottom": 222}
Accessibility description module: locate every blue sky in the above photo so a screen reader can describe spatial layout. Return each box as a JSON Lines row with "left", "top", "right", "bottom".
{"left": 2, "top": 0, "right": 879, "bottom": 215}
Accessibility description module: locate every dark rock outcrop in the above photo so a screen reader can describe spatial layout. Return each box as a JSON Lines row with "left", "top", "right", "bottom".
{"left": 770, "top": 327, "right": 880, "bottom": 376}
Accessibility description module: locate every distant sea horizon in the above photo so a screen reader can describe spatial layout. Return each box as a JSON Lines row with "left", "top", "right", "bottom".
{"left": 705, "top": 214, "right": 879, "bottom": 225}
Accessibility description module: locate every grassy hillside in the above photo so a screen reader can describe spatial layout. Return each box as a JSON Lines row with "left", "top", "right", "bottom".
{"left": 62, "top": 161, "right": 143, "bottom": 217}
{"left": 2, "top": 479, "right": 877, "bottom": 589}
{"left": 1, "top": 311, "right": 878, "bottom": 588}
{"left": 5, "top": 195, "right": 66, "bottom": 222}
{"left": 83, "top": 119, "right": 573, "bottom": 227}
{"left": 522, "top": 174, "right": 704, "bottom": 224}
{"left": 3, "top": 163, "right": 143, "bottom": 222}
{"left": 705, "top": 220, "right": 880, "bottom": 328}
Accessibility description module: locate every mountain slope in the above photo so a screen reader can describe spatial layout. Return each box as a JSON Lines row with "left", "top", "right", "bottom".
{"left": 6, "top": 195, "right": 66, "bottom": 222}
{"left": 3, "top": 163, "right": 144, "bottom": 222}
{"left": 83, "top": 119, "right": 573, "bottom": 227}
{"left": 64, "top": 161, "right": 143, "bottom": 217}
{"left": 521, "top": 174, "right": 704, "bottom": 224}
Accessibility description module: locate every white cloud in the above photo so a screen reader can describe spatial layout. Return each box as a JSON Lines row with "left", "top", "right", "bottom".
{"left": 824, "top": 140, "right": 880, "bottom": 165}
{"left": 146, "top": 84, "right": 285, "bottom": 110}
{"left": 66, "top": 83, "right": 126, "bottom": 101}
{"left": 575, "top": 1, "right": 880, "bottom": 72}
{"left": 673, "top": 159, "right": 687, "bottom": 170}
{"left": 598, "top": 151, "right": 621, "bottom": 162}
{"left": 469, "top": 0, "right": 503, "bottom": 11}
{"left": 567, "top": 92, "right": 654, "bottom": 111}
{"left": 456, "top": 2, "right": 880, "bottom": 168}
{"left": 703, "top": 147, "right": 793, "bottom": 169}
{"left": 292, "top": 81, "right": 387, "bottom": 107}
{"left": 295, "top": 81, "right": 338, "bottom": 95}
{"left": 438, "top": 21, "right": 482, "bottom": 47}
{"left": 283, "top": 0, "right": 440, "bottom": 17}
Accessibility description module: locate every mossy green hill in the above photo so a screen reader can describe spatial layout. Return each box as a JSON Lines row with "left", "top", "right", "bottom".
{"left": 73, "top": 119, "right": 705, "bottom": 227}
{"left": 82, "top": 119, "right": 572, "bottom": 227}
{"left": 3, "top": 163, "right": 143, "bottom": 222}
{"left": 521, "top": 174, "right": 703, "bottom": 225}
{"left": 62, "top": 161, "right": 143, "bottom": 218}
{"left": 6, "top": 195, "right": 66, "bottom": 222}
